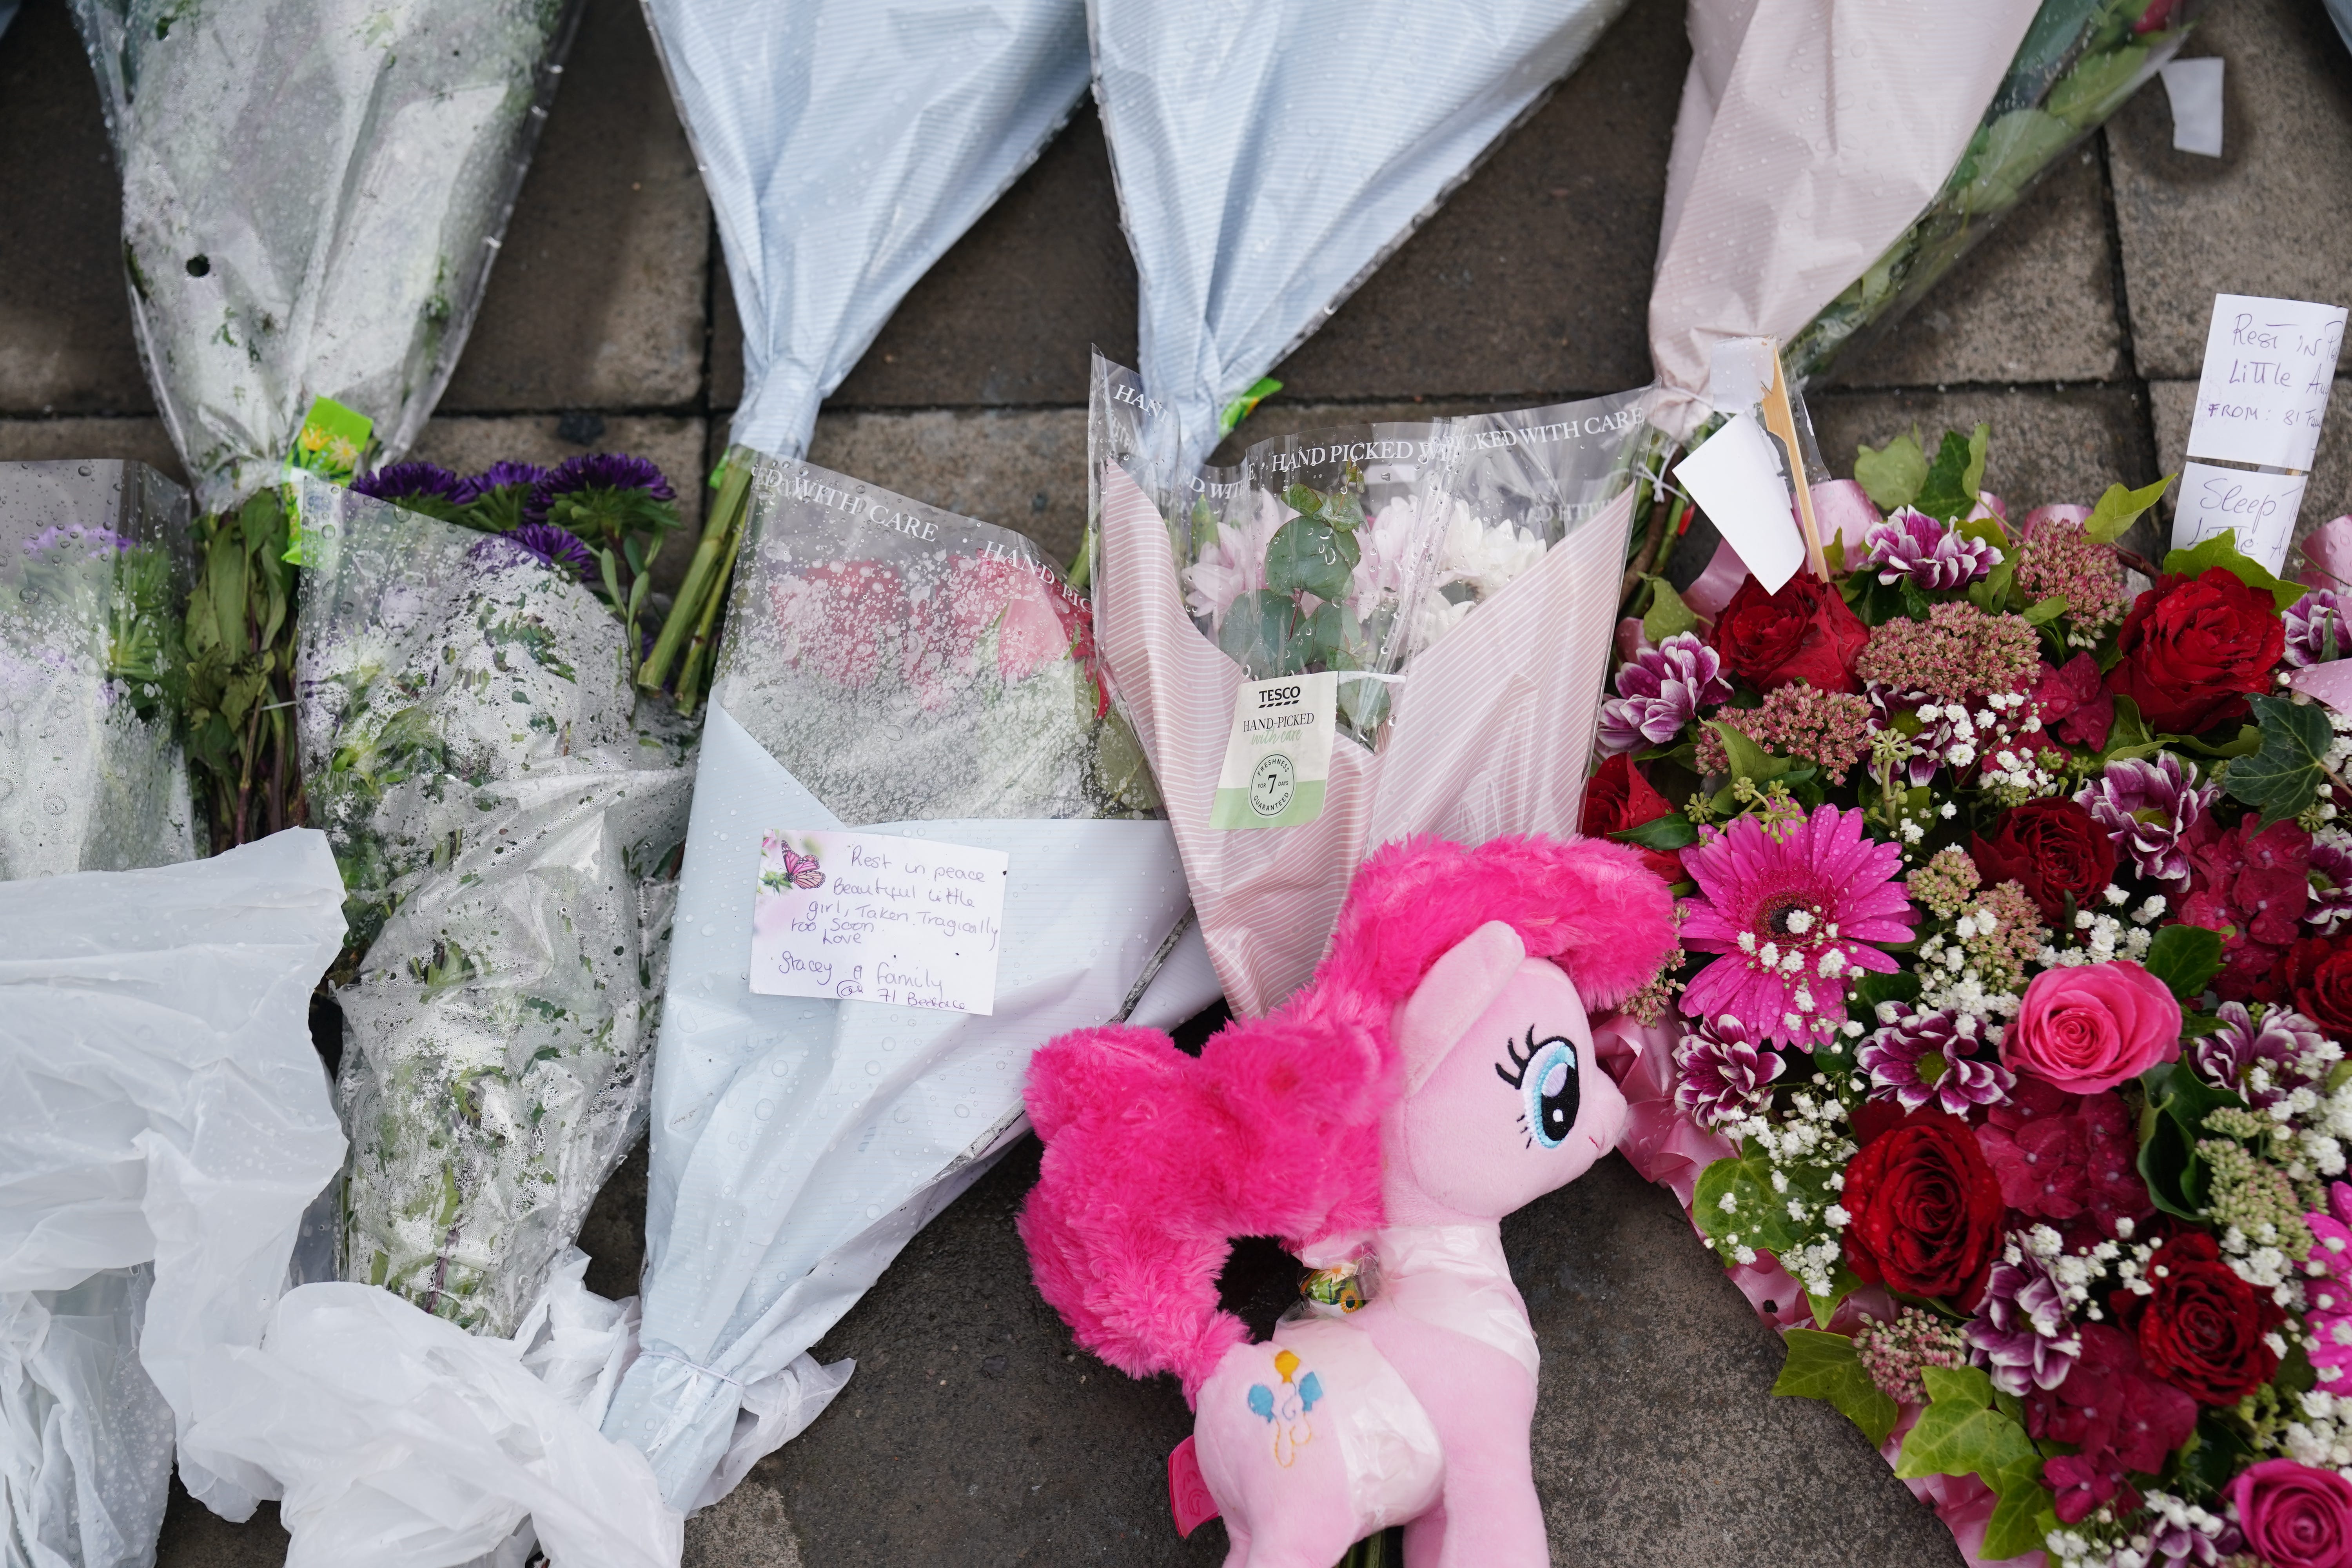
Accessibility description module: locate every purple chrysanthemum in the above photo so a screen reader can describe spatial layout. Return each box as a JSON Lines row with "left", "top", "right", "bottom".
{"left": 524, "top": 452, "right": 675, "bottom": 526}
{"left": 1672, "top": 1014, "right": 1786, "bottom": 1129}
{"left": 2188, "top": 1001, "right": 2336, "bottom": 1107}
{"left": 354, "top": 461, "right": 464, "bottom": 504}
{"left": 2075, "top": 753, "right": 2219, "bottom": 886}
{"left": 1677, "top": 804, "right": 1918, "bottom": 1048}
{"left": 2312, "top": 833, "right": 2352, "bottom": 935}
{"left": 468, "top": 522, "right": 595, "bottom": 580}
{"left": 2286, "top": 588, "right": 2349, "bottom": 669}
{"left": 22, "top": 523, "right": 128, "bottom": 559}
{"left": 1598, "top": 632, "right": 1731, "bottom": 755}
{"left": 1864, "top": 681, "right": 1951, "bottom": 788}
{"left": 1965, "top": 1243, "right": 2081, "bottom": 1396}
{"left": 455, "top": 461, "right": 550, "bottom": 504}
{"left": 1860, "top": 506, "right": 2002, "bottom": 590}
{"left": 1858, "top": 1004, "right": 2014, "bottom": 1114}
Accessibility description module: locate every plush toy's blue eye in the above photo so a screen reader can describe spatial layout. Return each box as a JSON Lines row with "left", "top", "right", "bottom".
{"left": 1498, "top": 1027, "right": 1579, "bottom": 1149}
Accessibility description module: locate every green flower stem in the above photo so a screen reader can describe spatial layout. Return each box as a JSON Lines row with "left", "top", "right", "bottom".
{"left": 673, "top": 494, "right": 751, "bottom": 715}
{"left": 638, "top": 459, "right": 751, "bottom": 693}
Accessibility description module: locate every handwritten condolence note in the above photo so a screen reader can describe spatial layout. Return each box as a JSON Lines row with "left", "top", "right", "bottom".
{"left": 2187, "top": 294, "right": 2346, "bottom": 472}
{"left": 751, "top": 828, "right": 1009, "bottom": 1014}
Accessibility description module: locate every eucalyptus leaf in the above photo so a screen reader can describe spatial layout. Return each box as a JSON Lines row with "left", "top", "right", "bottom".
{"left": 1263, "top": 517, "right": 1354, "bottom": 602}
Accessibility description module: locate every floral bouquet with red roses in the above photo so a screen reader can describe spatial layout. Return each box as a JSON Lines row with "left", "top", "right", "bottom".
{"left": 1587, "top": 422, "right": 2352, "bottom": 1568}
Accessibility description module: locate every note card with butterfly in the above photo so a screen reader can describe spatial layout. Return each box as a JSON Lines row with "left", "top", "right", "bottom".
{"left": 750, "top": 828, "right": 1010, "bottom": 1014}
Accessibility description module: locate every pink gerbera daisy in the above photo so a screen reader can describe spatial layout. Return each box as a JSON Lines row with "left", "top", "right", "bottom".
{"left": 1678, "top": 804, "right": 1918, "bottom": 1049}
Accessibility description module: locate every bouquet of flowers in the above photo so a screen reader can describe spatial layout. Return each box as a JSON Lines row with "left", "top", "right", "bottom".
{"left": 1595, "top": 421, "right": 2352, "bottom": 1566}
{"left": 291, "top": 465, "right": 693, "bottom": 1338}
{"left": 599, "top": 456, "right": 1193, "bottom": 1510}
{"left": 0, "top": 460, "right": 195, "bottom": 877}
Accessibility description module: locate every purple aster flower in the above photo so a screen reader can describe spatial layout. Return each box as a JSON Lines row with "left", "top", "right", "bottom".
{"left": 454, "top": 461, "right": 550, "bottom": 505}
{"left": 22, "top": 523, "right": 128, "bottom": 559}
{"left": 1598, "top": 632, "right": 1731, "bottom": 755}
{"left": 2285, "top": 588, "right": 2348, "bottom": 668}
{"left": 1964, "top": 1243, "right": 2081, "bottom": 1396}
{"left": 2312, "top": 833, "right": 2352, "bottom": 935}
{"left": 1672, "top": 1013, "right": 1786, "bottom": 1129}
{"left": 2076, "top": 753, "right": 2218, "bottom": 887}
{"left": 1858, "top": 1004, "right": 2013, "bottom": 1114}
{"left": 2188, "top": 1001, "right": 2337, "bottom": 1107}
{"left": 468, "top": 522, "right": 595, "bottom": 580}
{"left": 524, "top": 453, "right": 676, "bottom": 526}
{"left": 1860, "top": 506, "right": 2002, "bottom": 590}
{"left": 354, "top": 461, "right": 464, "bottom": 505}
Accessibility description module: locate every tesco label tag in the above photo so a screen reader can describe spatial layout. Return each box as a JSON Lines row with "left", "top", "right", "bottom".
{"left": 1211, "top": 672, "right": 1336, "bottom": 830}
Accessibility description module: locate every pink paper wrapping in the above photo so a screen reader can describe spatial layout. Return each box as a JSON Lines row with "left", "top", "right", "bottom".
{"left": 2299, "top": 515, "right": 2352, "bottom": 591}
{"left": 1648, "top": 0, "right": 2042, "bottom": 435}
{"left": 1096, "top": 461, "right": 1637, "bottom": 1017}
{"left": 1604, "top": 1002, "right": 2049, "bottom": 1566}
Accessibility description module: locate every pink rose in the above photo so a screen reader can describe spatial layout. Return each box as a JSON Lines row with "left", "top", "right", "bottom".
{"left": 2229, "top": 1459, "right": 2352, "bottom": 1568}
{"left": 2002, "top": 961, "right": 2181, "bottom": 1094}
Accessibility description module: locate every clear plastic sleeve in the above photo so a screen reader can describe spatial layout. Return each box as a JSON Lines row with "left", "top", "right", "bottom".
{"left": 0, "top": 459, "right": 195, "bottom": 878}
{"left": 68, "top": 0, "right": 582, "bottom": 512}
{"left": 291, "top": 477, "right": 693, "bottom": 1339}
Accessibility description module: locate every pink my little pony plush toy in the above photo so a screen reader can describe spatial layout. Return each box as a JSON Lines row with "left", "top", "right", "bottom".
{"left": 1019, "top": 833, "right": 1677, "bottom": 1567}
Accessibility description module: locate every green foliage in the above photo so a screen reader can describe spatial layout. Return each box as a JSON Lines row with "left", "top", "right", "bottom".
{"left": 1895, "top": 1365, "right": 2054, "bottom": 1562}
{"left": 1914, "top": 425, "right": 1991, "bottom": 524}
{"left": 1610, "top": 811, "right": 1700, "bottom": 852}
{"left": 2142, "top": 923, "right": 2224, "bottom": 1003}
{"left": 2139, "top": 1061, "right": 2244, "bottom": 1220}
{"left": 2082, "top": 474, "right": 2174, "bottom": 544}
{"left": 1262, "top": 516, "right": 1357, "bottom": 603}
{"left": 1708, "top": 720, "right": 1792, "bottom": 788}
{"left": 1774, "top": 1330, "right": 1899, "bottom": 1448}
{"left": 2019, "top": 595, "right": 2068, "bottom": 626}
{"left": 1642, "top": 577, "right": 1700, "bottom": 644}
{"left": 2225, "top": 694, "right": 2337, "bottom": 826}
{"left": 1692, "top": 1140, "right": 1837, "bottom": 1262}
{"left": 2162, "top": 530, "right": 2307, "bottom": 612}
{"left": 184, "top": 491, "right": 302, "bottom": 848}
{"left": 1853, "top": 427, "right": 1929, "bottom": 512}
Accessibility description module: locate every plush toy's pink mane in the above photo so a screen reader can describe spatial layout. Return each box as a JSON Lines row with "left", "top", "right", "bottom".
{"left": 1018, "top": 833, "right": 1675, "bottom": 1400}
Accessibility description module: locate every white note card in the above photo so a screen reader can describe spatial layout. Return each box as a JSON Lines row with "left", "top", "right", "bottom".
{"left": 2187, "top": 294, "right": 2346, "bottom": 471}
{"left": 1677, "top": 410, "right": 1803, "bottom": 595}
{"left": 2171, "top": 461, "right": 2309, "bottom": 575}
{"left": 751, "top": 828, "right": 1008, "bottom": 1014}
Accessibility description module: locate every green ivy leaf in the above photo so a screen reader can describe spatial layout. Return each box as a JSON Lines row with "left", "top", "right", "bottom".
{"left": 1896, "top": 1365, "right": 2046, "bottom": 1550}
{"left": 2163, "top": 530, "right": 2307, "bottom": 612}
{"left": 1773, "top": 1330, "right": 1899, "bottom": 1449}
{"left": 1853, "top": 427, "right": 1928, "bottom": 512}
{"left": 2142, "top": 924, "right": 2223, "bottom": 1003}
{"left": 2082, "top": 474, "right": 2175, "bottom": 544}
{"left": 1610, "top": 811, "right": 1700, "bottom": 852}
{"left": 1982, "top": 1481, "right": 2060, "bottom": 1563}
{"left": 1914, "top": 428, "right": 1986, "bottom": 523}
{"left": 1692, "top": 1141, "right": 1831, "bottom": 1259}
{"left": 2225, "top": 694, "right": 2336, "bottom": 826}
{"left": 1642, "top": 577, "right": 1700, "bottom": 644}
{"left": 1263, "top": 517, "right": 1354, "bottom": 602}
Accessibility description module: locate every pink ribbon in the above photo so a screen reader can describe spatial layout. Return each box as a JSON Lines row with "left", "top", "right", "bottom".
{"left": 2299, "top": 515, "right": 2352, "bottom": 592}
{"left": 2290, "top": 662, "right": 2352, "bottom": 714}
{"left": 1682, "top": 537, "right": 1752, "bottom": 620}
{"left": 1811, "top": 479, "right": 1882, "bottom": 554}
{"left": 1616, "top": 615, "right": 1650, "bottom": 662}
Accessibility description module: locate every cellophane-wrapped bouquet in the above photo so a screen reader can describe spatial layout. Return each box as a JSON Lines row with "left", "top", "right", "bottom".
{"left": 292, "top": 462, "right": 693, "bottom": 1338}
{"left": 1595, "top": 423, "right": 2352, "bottom": 1566}
{"left": 0, "top": 460, "right": 195, "bottom": 877}
{"left": 1783, "top": 0, "right": 2207, "bottom": 383}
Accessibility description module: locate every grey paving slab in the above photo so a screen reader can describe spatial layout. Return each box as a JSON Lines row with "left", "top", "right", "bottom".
{"left": 1832, "top": 148, "right": 2128, "bottom": 389}
{"left": 0, "top": 0, "right": 153, "bottom": 414}
{"left": 1810, "top": 384, "right": 2161, "bottom": 517}
{"left": 437, "top": 0, "right": 710, "bottom": 414}
{"left": 803, "top": 408, "right": 1088, "bottom": 566}
{"left": 2107, "top": 0, "right": 2352, "bottom": 381}
{"left": 156, "top": 1481, "right": 287, "bottom": 1568}
{"left": 2149, "top": 376, "right": 2352, "bottom": 542}
{"left": 0, "top": 416, "right": 184, "bottom": 481}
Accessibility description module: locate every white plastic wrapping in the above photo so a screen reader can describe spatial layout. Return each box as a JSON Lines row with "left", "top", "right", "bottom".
{"left": 642, "top": 0, "right": 1089, "bottom": 458}
{"left": 185, "top": 1253, "right": 678, "bottom": 1568}
{"left": 69, "top": 0, "right": 582, "bottom": 511}
{"left": 1091, "top": 0, "right": 1633, "bottom": 477}
{"left": 0, "top": 832, "right": 348, "bottom": 1565}
{"left": 602, "top": 459, "right": 1196, "bottom": 1507}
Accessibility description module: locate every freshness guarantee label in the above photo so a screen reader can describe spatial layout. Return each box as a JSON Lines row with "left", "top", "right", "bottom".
{"left": 1210, "top": 672, "right": 1337, "bottom": 830}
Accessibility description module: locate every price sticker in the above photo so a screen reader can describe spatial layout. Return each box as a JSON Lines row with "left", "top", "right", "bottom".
{"left": 1210, "top": 672, "right": 1337, "bottom": 830}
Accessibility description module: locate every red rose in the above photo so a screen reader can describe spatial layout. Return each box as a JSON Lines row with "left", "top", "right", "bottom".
{"left": 1707, "top": 574, "right": 1870, "bottom": 695}
{"left": 1971, "top": 797, "right": 2118, "bottom": 924}
{"left": 2104, "top": 567, "right": 2285, "bottom": 734}
{"left": 2115, "top": 1231, "right": 2283, "bottom": 1404}
{"left": 1581, "top": 754, "right": 1683, "bottom": 884}
{"left": 1839, "top": 1108, "right": 2006, "bottom": 1308}
{"left": 2284, "top": 934, "right": 2352, "bottom": 1044}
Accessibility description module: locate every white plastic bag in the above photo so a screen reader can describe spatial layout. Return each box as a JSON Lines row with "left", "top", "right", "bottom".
{"left": 0, "top": 831, "right": 348, "bottom": 1565}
